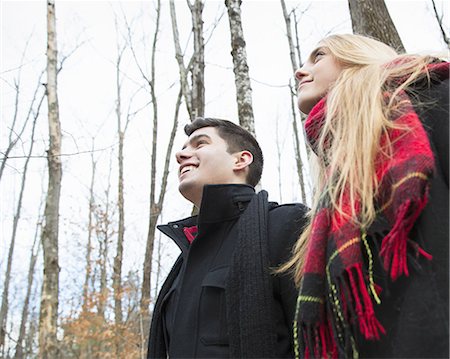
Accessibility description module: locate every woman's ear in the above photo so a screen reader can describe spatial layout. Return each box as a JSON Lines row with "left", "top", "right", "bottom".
{"left": 234, "top": 150, "right": 253, "bottom": 171}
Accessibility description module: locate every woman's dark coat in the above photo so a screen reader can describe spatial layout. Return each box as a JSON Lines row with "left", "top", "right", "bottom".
{"left": 358, "top": 75, "right": 449, "bottom": 358}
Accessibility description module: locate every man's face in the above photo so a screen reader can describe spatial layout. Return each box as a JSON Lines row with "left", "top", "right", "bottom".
{"left": 175, "top": 126, "right": 244, "bottom": 207}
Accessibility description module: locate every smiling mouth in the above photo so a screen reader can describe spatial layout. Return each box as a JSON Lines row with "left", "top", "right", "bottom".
{"left": 179, "top": 165, "right": 196, "bottom": 176}
{"left": 298, "top": 80, "right": 312, "bottom": 90}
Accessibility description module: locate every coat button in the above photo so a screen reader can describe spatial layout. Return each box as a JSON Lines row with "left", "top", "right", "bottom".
{"left": 172, "top": 224, "right": 179, "bottom": 228}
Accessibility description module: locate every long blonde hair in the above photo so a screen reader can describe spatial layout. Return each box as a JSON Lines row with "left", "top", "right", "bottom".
{"left": 283, "top": 34, "right": 442, "bottom": 285}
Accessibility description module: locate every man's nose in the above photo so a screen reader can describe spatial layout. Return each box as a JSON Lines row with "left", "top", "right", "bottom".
{"left": 175, "top": 148, "right": 192, "bottom": 164}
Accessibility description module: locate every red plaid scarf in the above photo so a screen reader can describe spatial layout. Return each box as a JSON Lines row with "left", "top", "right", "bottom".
{"left": 295, "top": 62, "right": 449, "bottom": 359}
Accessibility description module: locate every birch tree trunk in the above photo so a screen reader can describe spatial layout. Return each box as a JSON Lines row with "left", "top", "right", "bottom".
{"left": 348, "top": 0, "right": 405, "bottom": 52}
{"left": 188, "top": 0, "right": 205, "bottom": 118}
{"left": 39, "top": 1, "right": 62, "bottom": 357}
{"left": 225, "top": 0, "right": 255, "bottom": 135}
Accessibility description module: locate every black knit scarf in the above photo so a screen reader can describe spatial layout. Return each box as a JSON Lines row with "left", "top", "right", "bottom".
{"left": 294, "top": 62, "right": 449, "bottom": 359}
{"left": 226, "top": 190, "right": 278, "bottom": 358}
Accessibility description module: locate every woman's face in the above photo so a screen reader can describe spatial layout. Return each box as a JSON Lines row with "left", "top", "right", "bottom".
{"left": 295, "top": 44, "right": 343, "bottom": 114}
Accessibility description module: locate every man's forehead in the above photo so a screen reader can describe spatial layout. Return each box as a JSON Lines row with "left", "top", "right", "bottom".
{"left": 189, "top": 126, "right": 217, "bottom": 137}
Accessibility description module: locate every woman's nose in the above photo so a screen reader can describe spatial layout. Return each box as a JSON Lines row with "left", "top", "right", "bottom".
{"left": 295, "top": 67, "right": 309, "bottom": 82}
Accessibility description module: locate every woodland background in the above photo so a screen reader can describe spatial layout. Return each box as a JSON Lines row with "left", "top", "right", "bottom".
{"left": 1, "top": 0, "right": 449, "bottom": 358}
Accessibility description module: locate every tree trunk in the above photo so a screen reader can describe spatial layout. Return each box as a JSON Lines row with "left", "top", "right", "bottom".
{"left": 189, "top": 0, "right": 205, "bottom": 118}
{"left": 97, "top": 157, "right": 112, "bottom": 320}
{"left": 225, "top": 0, "right": 255, "bottom": 135}
{"left": 39, "top": 1, "right": 62, "bottom": 358}
{"left": 82, "top": 143, "right": 96, "bottom": 313}
{"left": 0, "top": 80, "right": 44, "bottom": 354}
{"left": 431, "top": 0, "right": 450, "bottom": 48}
{"left": 139, "top": 0, "right": 162, "bottom": 342}
{"left": 280, "top": 0, "right": 307, "bottom": 203}
{"left": 14, "top": 217, "right": 42, "bottom": 359}
{"left": 169, "top": 0, "right": 204, "bottom": 120}
{"left": 348, "top": 0, "right": 405, "bottom": 52}
{"left": 112, "top": 19, "right": 127, "bottom": 350}
{"left": 25, "top": 313, "right": 38, "bottom": 359}
{"left": 290, "top": 82, "right": 307, "bottom": 204}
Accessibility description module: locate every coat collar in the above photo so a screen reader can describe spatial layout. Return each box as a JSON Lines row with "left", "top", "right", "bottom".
{"left": 197, "top": 184, "right": 255, "bottom": 224}
{"left": 157, "top": 184, "right": 255, "bottom": 251}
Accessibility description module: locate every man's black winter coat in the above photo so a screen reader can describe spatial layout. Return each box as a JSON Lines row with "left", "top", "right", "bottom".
{"left": 147, "top": 184, "right": 308, "bottom": 358}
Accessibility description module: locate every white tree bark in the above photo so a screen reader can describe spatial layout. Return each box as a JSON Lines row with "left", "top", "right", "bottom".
{"left": 39, "top": 1, "right": 62, "bottom": 357}
{"left": 225, "top": 0, "right": 255, "bottom": 135}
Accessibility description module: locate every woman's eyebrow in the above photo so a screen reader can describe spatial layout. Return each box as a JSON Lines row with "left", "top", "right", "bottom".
{"left": 309, "top": 46, "right": 324, "bottom": 60}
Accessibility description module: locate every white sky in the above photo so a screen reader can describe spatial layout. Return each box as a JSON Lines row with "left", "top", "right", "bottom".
{"left": 1, "top": 0, "right": 449, "bottom": 337}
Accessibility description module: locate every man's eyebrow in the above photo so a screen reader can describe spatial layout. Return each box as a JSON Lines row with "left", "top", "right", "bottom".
{"left": 182, "top": 134, "right": 211, "bottom": 150}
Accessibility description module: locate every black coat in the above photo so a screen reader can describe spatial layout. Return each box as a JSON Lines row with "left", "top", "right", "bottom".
{"left": 147, "top": 184, "right": 308, "bottom": 358}
{"left": 358, "top": 77, "right": 449, "bottom": 357}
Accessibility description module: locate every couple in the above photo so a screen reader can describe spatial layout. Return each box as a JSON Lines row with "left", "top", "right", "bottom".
{"left": 148, "top": 34, "right": 449, "bottom": 358}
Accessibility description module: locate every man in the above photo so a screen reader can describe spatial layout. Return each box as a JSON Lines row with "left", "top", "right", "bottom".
{"left": 147, "top": 118, "right": 308, "bottom": 358}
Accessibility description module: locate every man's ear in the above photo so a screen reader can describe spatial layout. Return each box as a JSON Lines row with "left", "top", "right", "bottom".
{"left": 234, "top": 150, "right": 253, "bottom": 171}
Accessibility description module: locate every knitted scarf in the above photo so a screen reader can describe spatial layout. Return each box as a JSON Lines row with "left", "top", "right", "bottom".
{"left": 295, "top": 62, "right": 449, "bottom": 359}
{"left": 226, "top": 190, "right": 278, "bottom": 358}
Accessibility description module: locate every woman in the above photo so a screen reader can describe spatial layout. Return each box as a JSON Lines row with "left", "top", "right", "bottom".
{"left": 283, "top": 34, "right": 449, "bottom": 358}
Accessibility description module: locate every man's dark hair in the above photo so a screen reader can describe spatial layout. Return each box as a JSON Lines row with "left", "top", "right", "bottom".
{"left": 184, "top": 117, "right": 263, "bottom": 187}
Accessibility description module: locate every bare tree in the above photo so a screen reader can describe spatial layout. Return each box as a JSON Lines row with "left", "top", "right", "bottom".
{"left": 289, "top": 82, "right": 308, "bottom": 204}
{"left": 0, "top": 38, "right": 39, "bottom": 182}
{"left": 430, "top": 0, "right": 450, "bottom": 48}
{"left": 112, "top": 14, "right": 128, "bottom": 336}
{"left": 82, "top": 141, "right": 97, "bottom": 313}
{"left": 188, "top": 0, "right": 206, "bottom": 118}
{"left": 0, "top": 84, "right": 45, "bottom": 352}
{"left": 224, "top": 0, "right": 255, "bottom": 135}
{"left": 280, "top": 0, "right": 307, "bottom": 203}
{"left": 348, "top": 0, "right": 405, "bottom": 52}
{"left": 169, "top": 0, "right": 206, "bottom": 120}
{"left": 96, "top": 171, "right": 114, "bottom": 321}
{"left": 121, "top": 1, "right": 181, "bottom": 348}
{"left": 14, "top": 213, "right": 43, "bottom": 359}
{"left": 39, "top": 1, "right": 62, "bottom": 357}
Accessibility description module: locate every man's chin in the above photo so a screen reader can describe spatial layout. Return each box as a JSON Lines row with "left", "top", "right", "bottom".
{"left": 179, "top": 183, "right": 199, "bottom": 204}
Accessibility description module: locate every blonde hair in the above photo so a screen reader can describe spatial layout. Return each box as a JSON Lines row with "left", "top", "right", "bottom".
{"left": 282, "top": 34, "right": 443, "bottom": 285}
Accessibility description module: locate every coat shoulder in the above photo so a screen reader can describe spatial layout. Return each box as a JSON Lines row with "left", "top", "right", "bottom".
{"left": 267, "top": 202, "right": 309, "bottom": 265}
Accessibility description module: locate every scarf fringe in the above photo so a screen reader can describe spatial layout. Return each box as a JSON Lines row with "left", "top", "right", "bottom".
{"left": 379, "top": 198, "right": 432, "bottom": 281}
{"left": 346, "top": 265, "right": 386, "bottom": 340}
{"left": 302, "top": 322, "right": 338, "bottom": 359}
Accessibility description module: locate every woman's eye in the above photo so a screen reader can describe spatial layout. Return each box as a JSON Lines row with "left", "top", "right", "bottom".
{"left": 314, "top": 51, "right": 325, "bottom": 62}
